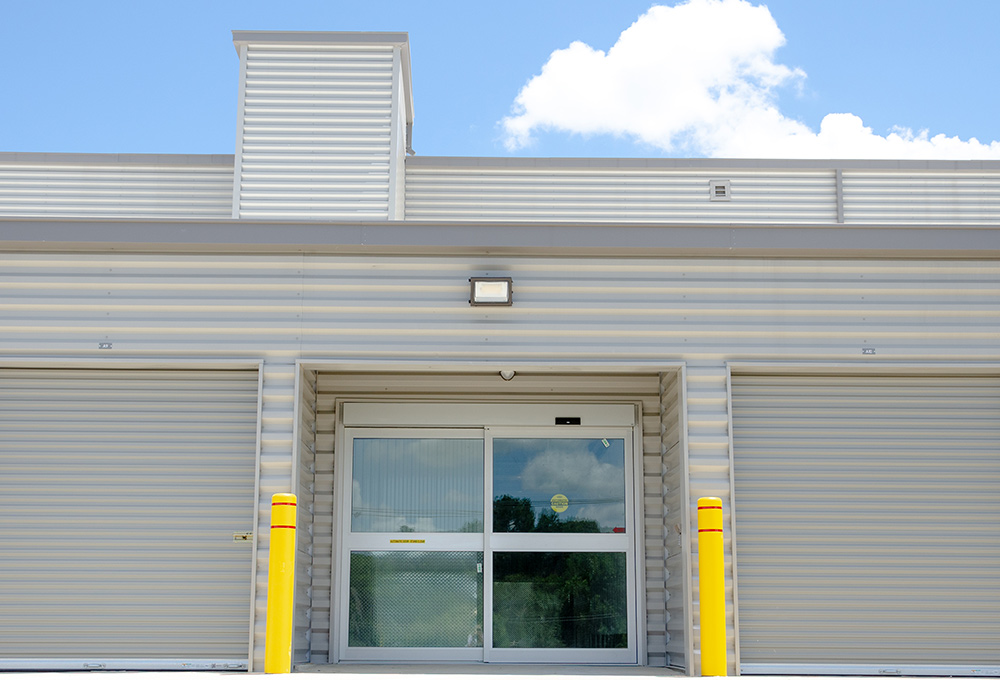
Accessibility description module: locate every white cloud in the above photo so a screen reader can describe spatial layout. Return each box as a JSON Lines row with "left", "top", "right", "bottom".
{"left": 520, "top": 443, "right": 625, "bottom": 530}
{"left": 500, "top": 0, "right": 1000, "bottom": 159}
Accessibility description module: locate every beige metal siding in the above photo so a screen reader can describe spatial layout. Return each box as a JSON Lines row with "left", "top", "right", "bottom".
{"left": 0, "top": 159, "right": 233, "bottom": 220}
{"left": 308, "top": 369, "right": 337, "bottom": 664}
{"left": 730, "top": 373, "right": 1000, "bottom": 675}
{"left": 294, "top": 368, "right": 319, "bottom": 665}
{"left": 4, "top": 251, "right": 1000, "bottom": 670}
{"left": 312, "top": 371, "right": 669, "bottom": 665}
{"left": 9, "top": 252, "right": 998, "bottom": 361}
{"left": 253, "top": 361, "right": 298, "bottom": 671}
{"left": 405, "top": 162, "right": 836, "bottom": 223}
{"left": 843, "top": 170, "right": 1000, "bottom": 224}
{"left": 661, "top": 370, "right": 690, "bottom": 671}
{"left": 0, "top": 367, "right": 259, "bottom": 669}
{"left": 686, "top": 363, "right": 735, "bottom": 675}
{"left": 234, "top": 44, "right": 394, "bottom": 220}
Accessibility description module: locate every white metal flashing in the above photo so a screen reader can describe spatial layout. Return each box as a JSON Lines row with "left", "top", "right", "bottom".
{"left": 2, "top": 217, "right": 998, "bottom": 258}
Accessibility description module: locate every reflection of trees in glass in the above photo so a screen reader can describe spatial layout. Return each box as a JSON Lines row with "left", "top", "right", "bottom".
{"left": 493, "top": 552, "right": 627, "bottom": 649}
{"left": 459, "top": 519, "right": 484, "bottom": 533}
{"left": 348, "top": 552, "right": 377, "bottom": 646}
{"left": 535, "top": 509, "right": 600, "bottom": 533}
{"left": 493, "top": 494, "right": 535, "bottom": 532}
{"left": 492, "top": 437, "right": 626, "bottom": 533}
{"left": 493, "top": 496, "right": 601, "bottom": 533}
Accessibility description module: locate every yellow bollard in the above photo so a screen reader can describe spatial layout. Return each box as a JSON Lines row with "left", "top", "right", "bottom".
{"left": 698, "top": 497, "right": 727, "bottom": 676}
{"left": 265, "top": 493, "right": 296, "bottom": 674}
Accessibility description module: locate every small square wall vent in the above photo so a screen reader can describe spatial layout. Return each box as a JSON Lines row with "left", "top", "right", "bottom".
{"left": 709, "top": 180, "right": 731, "bottom": 201}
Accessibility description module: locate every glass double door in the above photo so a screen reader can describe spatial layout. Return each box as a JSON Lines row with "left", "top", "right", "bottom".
{"left": 338, "top": 427, "right": 637, "bottom": 663}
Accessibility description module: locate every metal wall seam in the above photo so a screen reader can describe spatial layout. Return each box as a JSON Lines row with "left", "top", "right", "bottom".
{"left": 307, "top": 368, "right": 334, "bottom": 664}
{"left": 247, "top": 361, "right": 265, "bottom": 671}
{"left": 659, "top": 369, "right": 688, "bottom": 670}
{"left": 725, "top": 362, "right": 741, "bottom": 676}
{"left": 289, "top": 361, "right": 308, "bottom": 665}
{"left": 633, "top": 400, "right": 650, "bottom": 665}
{"left": 678, "top": 364, "right": 695, "bottom": 675}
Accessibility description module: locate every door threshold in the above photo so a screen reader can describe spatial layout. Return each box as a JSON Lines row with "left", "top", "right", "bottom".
{"left": 297, "top": 663, "right": 684, "bottom": 676}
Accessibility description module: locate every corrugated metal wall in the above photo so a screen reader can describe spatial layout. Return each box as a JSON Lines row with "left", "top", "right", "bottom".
{"left": 233, "top": 44, "right": 395, "bottom": 220}
{"left": 730, "top": 373, "right": 1000, "bottom": 675}
{"left": 405, "top": 161, "right": 837, "bottom": 224}
{"left": 687, "top": 363, "right": 736, "bottom": 675}
{"left": 405, "top": 160, "right": 1000, "bottom": 225}
{"left": 293, "top": 368, "right": 319, "bottom": 666}
{"left": 0, "top": 367, "right": 259, "bottom": 669}
{"left": 252, "top": 361, "right": 298, "bottom": 671}
{"left": 308, "top": 371, "right": 669, "bottom": 665}
{"left": 4, "top": 251, "right": 990, "bottom": 363}
{"left": 2, "top": 157, "right": 997, "bottom": 225}
{"left": 843, "top": 170, "right": 1000, "bottom": 224}
{"left": 4, "top": 251, "right": 1000, "bottom": 669}
{"left": 661, "top": 369, "right": 691, "bottom": 671}
{"left": 0, "top": 157, "right": 233, "bottom": 220}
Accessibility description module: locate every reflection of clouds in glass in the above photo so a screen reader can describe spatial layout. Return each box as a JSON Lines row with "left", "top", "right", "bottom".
{"left": 518, "top": 440, "right": 625, "bottom": 530}
{"left": 353, "top": 479, "right": 430, "bottom": 531}
{"left": 352, "top": 438, "right": 483, "bottom": 533}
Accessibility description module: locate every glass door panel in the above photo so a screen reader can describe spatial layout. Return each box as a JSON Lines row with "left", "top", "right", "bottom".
{"left": 340, "top": 424, "right": 636, "bottom": 664}
{"left": 349, "top": 551, "right": 483, "bottom": 648}
{"left": 340, "top": 430, "right": 485, "bottom": 661}
{"left": 492, "top": 552, "right": 628, "bottom": 649}
{"left": 486, "top": 430, "right": 636, "bottom": 663}
{"left": 492, "top": 437, "right": 627, "bottom": 534}
{"left": 352, "top": 437, "right": 484, "bottom": 533}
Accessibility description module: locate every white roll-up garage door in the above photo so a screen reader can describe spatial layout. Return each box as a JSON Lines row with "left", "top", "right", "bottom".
{"left": 731, "top": 373, "right": 1000, "bottom": 676}
{"left": 0, "top": 368, "right": 259, "bottom": 670}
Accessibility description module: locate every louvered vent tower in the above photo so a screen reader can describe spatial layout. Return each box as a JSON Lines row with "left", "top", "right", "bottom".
{"left": 231, "top": 31, "right": 412, "bottom": 220}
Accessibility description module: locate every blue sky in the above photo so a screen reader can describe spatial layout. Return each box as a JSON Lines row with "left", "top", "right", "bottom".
{"left": 2, "top": 0, "right": 998, "bottom": 159}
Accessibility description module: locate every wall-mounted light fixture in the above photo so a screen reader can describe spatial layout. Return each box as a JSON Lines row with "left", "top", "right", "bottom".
{"left": 469, "top": 277, "right": 513, "bottom": 306}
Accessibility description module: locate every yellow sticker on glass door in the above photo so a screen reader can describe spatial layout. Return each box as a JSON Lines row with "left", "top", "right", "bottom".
{"left": 550, "top": 494, "right": 569, "bottom": 513}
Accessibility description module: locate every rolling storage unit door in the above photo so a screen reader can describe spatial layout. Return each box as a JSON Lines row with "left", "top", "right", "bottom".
{"left": 731, "top": 373, "right": 1000, "bottom": 676}
{"left": 0, "top": 368, "right": 259, "bottom": 670}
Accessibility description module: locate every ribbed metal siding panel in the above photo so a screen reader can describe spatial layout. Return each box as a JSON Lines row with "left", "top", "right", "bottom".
{"left": 252, "top": 361, "right": 297, "bottom": 671}
{"left": 404, "top": 165, "right": 836, "bottom": 223}
{"left": 3, "top": 252, "right": 1000, "bottom": 669}
{"left": 686, "top": 363, "right": 735, "bottom": 675}
{"left": 3, "top": 254, "right": 1000, "bottom": 361}
{"left": 236, "top": 45, "right": 394, "bottom": 220}
{"left": 843, "top": 170, "right": 1000, "bottom": 224}
{"left": 313, "top": 371, "right": 668, "bottom": 665}
{"left": 0, "top": 368, "right": 259, "bottom": 668}
{"left": 660, "top": 370, "right": 689, "bottom": 671}
{"left": 295, "top": 368, "right": 319, "bottom": 665}
{"left": 731, "top": 373, "right": 1000, "bottom": 675}
{"left": 0, "top": 162, "right": 233, "bottom": 219}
